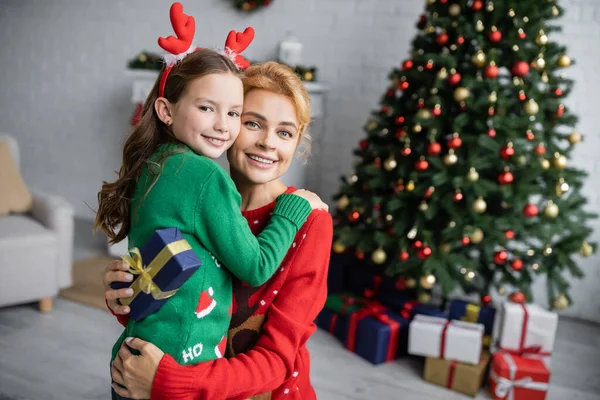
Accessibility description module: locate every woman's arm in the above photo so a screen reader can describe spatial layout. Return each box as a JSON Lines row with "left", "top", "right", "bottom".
{"left": 151, "top": 211, "right": 333, "bottom": 400}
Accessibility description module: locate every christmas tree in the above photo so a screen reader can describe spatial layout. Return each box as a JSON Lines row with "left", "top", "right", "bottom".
{"left": 331, "top": 0, "right": 596, "bottom": 310}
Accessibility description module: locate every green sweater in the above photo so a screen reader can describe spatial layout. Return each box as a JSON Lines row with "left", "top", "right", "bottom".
{"left": 111, "top": 144, "right": 311, "bottom": 365}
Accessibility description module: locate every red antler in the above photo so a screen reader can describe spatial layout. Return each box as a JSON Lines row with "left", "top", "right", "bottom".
{"left": 225, "top": 27, "right": 255, "bottom": 69}
{"left": 158, "top": 2, "right": 195, "bottom": 55}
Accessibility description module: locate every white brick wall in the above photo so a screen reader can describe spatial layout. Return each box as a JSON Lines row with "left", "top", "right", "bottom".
{"left": 1, "top": 0, "right": 599, "bottom": 321}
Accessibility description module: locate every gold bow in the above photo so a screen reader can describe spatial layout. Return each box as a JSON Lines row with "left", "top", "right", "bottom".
{"left": 119, "top": 239, "right": 192, "bottom": 306}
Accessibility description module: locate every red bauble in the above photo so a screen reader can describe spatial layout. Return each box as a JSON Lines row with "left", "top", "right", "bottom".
{"left": 415, "top": 159, "right": 429, "bottom": 171}
{"left": 349, "top": 211, "right": 360, "bottom": 222}
{"left": 557, "top": 104, "right": 565, "bottom": 117}
{"left": 511, "top": 259, "right": 524, "bottom": 271}
{"left": 399, "top": 251, "right": 410, "bottom": 261}
{"left": 512, "top": 61, "right": 530, "bottom": 77}
{"left": 489, "top": 107, "right": 495, "bottom": 116}
{"left": 448, "top": 73, "right": 462, "bottom": 85}
{"left": 489, "top": 30, "right": 502, "bottom": 43}
{"left": 432, "top": 107, "right": 442, "bottom": 116}
{"left": 428, "top": 142, "right": 442, "bottom": 155}
{"left": 472, "top": 0, "right": 483, "bottom": 11}
{"left": 403, "top": 60, "right": 414, "bottom": 70}
{"left": 373, "top": 158, "right": 381, "bottom": 168}
{"left": 396, "top": 116, "right": 405, "bottom": 124}
{"left": 418, "top": 246, "right": 432, "bottom": 259}
{"left": 374, "top": 203, "right": 381, "bottom": 210}
{"left": 394, "top": 183, "right": 405, "bottom": 193}
{"left": 555, "top": 88, "right": 563, "bottom": 97}
{"left": 413, "top": 240, "right": 423, "bottom": 248}
{"left": 381, "top": 106, "right": 390, "bottom": 114}
{"left": 510, "top": 292, "right": 526, "bottom": 304}
{"left": 426, "top": 61, "right": 434, "bottom": 70}
{"left": 519, "top": 31, "right": 526, "bottom": 39}
{"left": 461, "top": 236, "right": 470, "bottom": 246}
{"left": 487, "top": 128, "right": 497, "bottom": 138}
{"left": 436, "top": 33, "right": 449, "bottom": 46}
{"left": 494, "top": 250, "right": 508, "bottom": 264}
{"left": 526, "top": 131, "right": 535, "bottom": 141}
{"left": 498, "top": 171, "right": 514, "bottom": 185}
{"left": 359, "top": 140, "right": 368, "bottom": 149}
{"left": 448, "top": 136, "right": 463, "bottom": 148}
{"left": 523, "top": 204, "right": 539, "bottom": 218}
{"left": 534, "top": 144, "right": 546, "bottom": 155}
{"left": 485, "top": 65, "right": 499, "bottom": 78}
{"left": 355, "top": 249, "right": 365, "bottom": 260}
{"left": 518, "top": 92, "right": 527, "bottom": 101}
{"left": 481, "top": 295, "right": 492, "bottom": 306}
{"left": 417, "top": 100, "right": 425, "bottom": 109}
{"left": 457, "top": 36, "right": 465, "bottom": 45}
{"left": 402, "top": 147, "right": 412, "bottom": 156}
{"left": 395, "top": 277, "right": 407, "bottom": 289}
{"left": 395, "top": 129, "right": 406, "bottom": 139}
{"left": 505, "top": 230, "right": 515, "bottom": 239}
{"left": 500, "top": 146, "right": 515, "bottom": 159}
{"left": 398, "top": 81, "right": 409, "bottom": 91}
{"left": 425, "top": 186, "right": 435, "bottom": 198}
{"left": 453, "top": 192, "right": 464, "bottom": 202}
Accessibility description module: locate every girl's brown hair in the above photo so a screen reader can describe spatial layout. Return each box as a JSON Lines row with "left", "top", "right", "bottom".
{"left": 242, "top": 62, "right": 313, "bottom": 161}
{"left": 94, "top": 49, "right": 240, "bottom": 244}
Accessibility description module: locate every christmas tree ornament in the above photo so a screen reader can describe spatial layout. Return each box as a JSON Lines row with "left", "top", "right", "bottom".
{"left": 471, "top": 228, "right": 484, "bottom": 244}
{"left": 428, "top": 142, "right": 442, "bottom": 155}
{"left": 580, "top": 241, "right": 593, "bottom": 257}
{"left": 383, "top": 156, "right": 397, "bottom": 171}
{"left": 554, "top": 88, "right": 563, "bottom": 97}
{"left": 407, "top": 227, "right": 418, "bottom": 239}
{"left": 332, "top": 240, "right": 346, "bottom": 253}
{"left": 498, "top": 170, "right": 514, "bottom": 185}
{"left": 406, "top": 278, "right": 417, "bottom": 288}
{"left": 510, "top": 292, "right": 526, "bottom": 304}
{"left": 371, "top": 247, "right": 387, "bottom": 264}
{"left": 418, "top": 246, "right": 433, "bottom": 260}
{"left": 472, "top": 0, "right": 483, "bottom": 11}
{"left": 465, "top": 270, "right": 476, "bottom": 281}
{"left": 457, "top": 36, "right": 465, "bottom": 45}
{"left": 488, "top": 91, "right": 498, "bottom": 103}
{"left": 355, "top": 249, "right": 365, "bottom": 260}
{"left": 381, "top": 128, "right": 389, "bottom": 136}
{"left": 448, "top": 220, "right": 457, "bottom": 228}
{"left": 524, "top": 99, "right": 539, "bottom": 115}
{"left": 437, "top": 67, "right": 449, "bottom": 79}
{"left": 420, "top": 274, "right": 436, "bottom": 289}
{"left": 544, "top": 201, "right": 559, "bottom": 218}
{"left": 517, "top": 155, "right": 528, "bottom": 166}
{"left": 444, "top": 149, "right": 458, "bottom": 165}
{"left": 553, "top": 153, "right": 567, "bottom": 169}
{"left": 556, "top": 179, "right": 570, "bottom": 196}
{"left": 426, "top": 60, "right": 435, "bottom": 69}
{"left": 402, "top": 59, "right": 414, "bottom": 69}
{"left": 396, "top": 115, "right": 406, "bottom": 124}
{"left": 399, "top": 250, "right": 410, "bottom": 261}
{"left": 447, "top": 133, "right": 462, "bottom": 148}
{"left": 413, "top": 124, "right": 423, "bottom": 133}
{"left": 348, "top": 174, "right": 358, "bottom": 184}
{"left": 337, "top": 195, "right": 350, "bottom": 210}
{"left": 395, "top": 128, "right": 407, "bottom": 139}
{"left": 413, "top": 240, "right": 423, "bottom": 248}
{"left": 494, "top": 250, "right": 508, "bottom": 264}
{"left": 534, "top": 56, "right": 546, "bottom": 71}
{"left": 527, "top": 249, "right": 535, "bottom": 257}
{"left": 415, "top": 158, "right": 429, "bottom": 171}
{"left": 385, "top": 214, "right": 394, "bottom": 222}
{"left": 425, "top": 186, "right": 435, "bottom": 198}
{"left": 518, "top": 90, "right": 527, "bottom": 101}
{"left": 453, "top": 191, "right": 464, "bottom": 202}
{"left": 448, "top": 72, "right": 461, "bottom": 85}
{"left": 372, "top": 158, "right": 381, "bottom": 168}
{"left": 349, "top": 210, "right": 361, "bottom": 222}
{"left": 553, "top": 294, "right": 569, "bottom": 310}
{"left": 461, "top": 236, "right": 470, "bottom": 246}
{"left": 485, "top": 63, "right": 499, "bottom": 79}
{"left": 418, "top": 292, "right": 432, "bottom": 303}
{"left": 432, "top": 104, "right": 442, "bottom": 116}
{"left": 453, "top": 87, "right": 471, "bottom": 102}
{"left": 543, "top": 245, "right": 553, "bottom": 256}
{"left": 541, "top": 72, "right": 549, "bottom": 83}
{"left": 489, "top": 26, "right": 502, "bottom": 43}
{"left": 481, "top": 295, "right": 492, "bottom": 305}
{"left": 436, "top": 32, "right": 449, "bottom": 46}
{"left": 487, "top": 128, "right": 497, "bottom": 138}
{"left": 359, "top": 139, "right": 368, "bottom": 149}
{"left": 486, "top": 1, "right": 494, "bottom": 11}
{"left": 518, "top": 28, "right": 526, "bottom": 39}
{"left": 398, "top": 81, "right": 410, "bottom": 91}
{"left": 552, "top": 6, "right": 560, "bottom": 16}
{"left": 512, "top": 61, "right": 530, "bottom": 77}
{"left": 534, "top": 143, "right": 546, "bottom": 155}
{"left": 536, "top": 30, "right": 548, "bottom": 45}
{"left": 557, "top": 54, "right": 571, "bottom": 67}
{"left": 523, "top": 204, "right": 539, "bottom": 218}
{"left": 500, "top": 143, "right": 515, "bottom": 160}
{"left": 449, "top": 3, "right": 461, "bottom": 16}
{"left": 424, "top": 25, "right": 436, "bottom": 34}
{"left": 473, "top": 197, "right": 487, "bottom": 213}
{"left": 526, "top": 130, "right": 535, "bottom": 140}
{"left": 439, "top": 242, "right": 452, "bottom": 253}
{"left": 406, "top": 180, "right": 415, "bottom": 191}
{"left": 416, "top": 109, "right": 432, "bottom": 119}
{"left": 367, "top": 120, "right": 378, "bottom": 130}
{"left": 541, "top": 159, "right": 550, "bottom": 170}
{"left": 557, "top": 104, "right": 565, "bottom": 117}
{"left": 419, "top": 201, "right": 429, "bottom": 211}
{"left": 467, "top": 167, "right": 479, "bottom": 182}
{"left": 532, "top": 263, "right": 540, "bottom": 271}
{"left": 472, "top": 50, "right": 486, "bottom": 67}
{"left": 510, "top": 258, "right": 524, "bottom": 271}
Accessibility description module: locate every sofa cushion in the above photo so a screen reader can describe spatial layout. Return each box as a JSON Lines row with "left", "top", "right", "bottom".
{"left": 0, "top": 214, "right": 56, "bottom": 247}
{"left": 0, "top": 140, "right": 32, "bottom": 215}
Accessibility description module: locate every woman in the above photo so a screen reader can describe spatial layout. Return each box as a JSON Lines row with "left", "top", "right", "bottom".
{"left": 105, "top": 61, "right": 333, "bottom": 400}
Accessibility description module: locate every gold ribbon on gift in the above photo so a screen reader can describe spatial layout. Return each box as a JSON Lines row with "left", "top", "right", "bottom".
{"left": 461, "top": 304, "right": 492, "bottom": 347}
{"left": 120, "top": 239, "right": 192, "bottom": 306}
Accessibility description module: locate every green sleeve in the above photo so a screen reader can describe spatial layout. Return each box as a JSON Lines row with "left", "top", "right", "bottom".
{"left": 194, "top": 168, "right": 311, "bottom": 286}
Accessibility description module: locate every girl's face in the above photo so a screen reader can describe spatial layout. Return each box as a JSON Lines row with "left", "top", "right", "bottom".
{"left": 227, "top": 89, "right": 301, "bottom": 185}
{"left": 168, "top": 73, "right": 243, "bottom": 159}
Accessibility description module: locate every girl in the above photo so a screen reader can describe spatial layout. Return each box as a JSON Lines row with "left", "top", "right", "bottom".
{"left": 94, "top": 3, "right": 326, "bottom": 397}
{"left": 106, "top": 61, "right": 333, "bottom": 400}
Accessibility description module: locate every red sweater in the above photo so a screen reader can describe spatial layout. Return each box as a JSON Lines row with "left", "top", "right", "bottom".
{"left": 111, "top": 187, "right": 333, "bottom": 399}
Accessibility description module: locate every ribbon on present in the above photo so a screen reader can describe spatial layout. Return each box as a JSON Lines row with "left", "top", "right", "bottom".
{"left": 461, "top": 304, "right": 492, "bottom": 347}
{"left": 328, "top": 295, "right": 362, "bottom": 334}
{"left": 119, "top": 240, "right": 191, "bottom": 306}
{"left": 490, "top": 353, "right": 549, "bottom": 400}
{"left": 446, "top": 360, "right": 458, "bottom": 389}
{"left": 346, "top": 301, "right": 401, "bottom": 362}
{"left": 423, "top": 318, "right": 482, "bottom": 359}
{"left": 499, "top": 303, "right": 552, "bottom": 358}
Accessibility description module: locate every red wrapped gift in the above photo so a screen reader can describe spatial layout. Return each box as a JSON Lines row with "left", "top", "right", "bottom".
{"left": 489, "top": 352, "right": 550, "bottom": 400}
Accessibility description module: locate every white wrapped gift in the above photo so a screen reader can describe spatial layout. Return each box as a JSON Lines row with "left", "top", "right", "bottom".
{"left": 408, "top": 314, "right": 484, "bottom": 365}
{"left": 493, "top": 302, "right": 557, "bottom": 366}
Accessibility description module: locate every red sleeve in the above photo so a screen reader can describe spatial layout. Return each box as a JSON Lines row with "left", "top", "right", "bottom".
{"left": 151, "top": 211, "right": 333, "bottom": 400}
{"left": 105, "top": 299, "right": 130, "bottom": 327}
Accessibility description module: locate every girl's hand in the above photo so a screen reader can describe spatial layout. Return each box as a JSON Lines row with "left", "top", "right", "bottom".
{"left": 293, "top": 189, "right": 329, "bottom": 212}
{"left": 104, "top": 259, "right": 134, "bottom": 315}
{"left": 111, "top": 337, "right": 164, "bottom": 399}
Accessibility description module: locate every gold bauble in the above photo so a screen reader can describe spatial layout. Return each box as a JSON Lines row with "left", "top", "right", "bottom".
{"left": 444, "top": 151, "right": 458, "bottom": 166}
{"left": 467, "top": 167, "right": 479, "bottom": 182}
{"left": 552, "top": 6, "right": 559, "bottom": 16}
{"left": 406, "top": 278, "right": 417, "bottom": 288}
{"left": 472, "top": 50, "right": 486, "bottom": 67}
{"left": 348, "top": 174, "right": 358, "bottom": 184}
{"left": 568, "top": 131, "right": 582, "bottom": 145}
{"left": 557, "top": 54, "right": 571, "bottom": 68}
{"left": 517, "top": 155, "right": 528, "bottom": 166}
{"left": 471, "top": 228, "right": 484, "bottom": 244}
{"left": 416, "top": 109, "right": 432, "bottom": 120}
{"left": 384, "top": 157, "right": 397, "bottom": 171}
{"left": 486, "top": 1, "right": 494, "bottom": 11}
{"left": 449, "top": 4, "right": 461, "bottom": 16}
{"left": 541, "top": 159, "right": 550, "bottom": 170}
{"left": 418, "top": 292, "right": 432, "bottom": 303}
{"left": 439, "top": 243, "right": 452, "bottom": 253}
{"left": 426, "top": 0, "right": 436, "bottom": 5}
{"left": 454, "top": 87, "right": 470, "bottom": 102}
{"left": 465, "top": 270, "right": 476, "bottom": 281}
{"left": 536, "top": 31, "right": 548, "bottom": 46}
{"left": 541, "top": 72, "right": 549, "bottom": 83}
{"left": 543, "top": 245, "right": 553, "bottom": 256}
{"left": 553, "top": 154, "right": 567, "bottom": 169}
{"left": 580, "top": 241, "right": 593, "bottom": 257}
{"left": 419, "top": 201, "right": 429, "bottom": 212}
{"left": 534, "top": 56, "right": 546, "bottom": 71}
{"left": 138, "top": 53, "right": 148, "bottom": 62}
{"left": 553, "top": 294, "right": 569, "bottom": 310}
{"left": 406, "top": 180, "right": 415, "bottom": 191}
{"left": 544, "top": 201, "right": 559, "bottom": 218}
{"left": 556, "top": 180, "right": 570, "bottom": 196}
{"left": 420, "top": 274, "right": 436, "bottom": 290}
{"left": 476, "top": 20, "right": 484, "bottom": 32}
{"left": 524, "top": 99, "right": 539, "bottom": 115}
{"left": 437, "top": 68, "right": 449, "bottom": 80}
{"left": 367, "top": 121, "right": 378, "bottom": 130}
{"left": 473, "top": 197, "right": 487, "bottom": 214}
{"left": 337, "top": 195, "right": 350, "bottom": 210}
{"left": 371, "top": 247, "right": 387, "bottom": 264}
{"left": 498, "top": 287, "right": 506, "bottom": 295}
{"left": 413, "top": 124, "right": 423, "bottom": 133}
{"left": 488, "top": 91, "right": 498, "bottom": 103}
{"left": 332, "top": 240, "right": 346, "bottom": 254}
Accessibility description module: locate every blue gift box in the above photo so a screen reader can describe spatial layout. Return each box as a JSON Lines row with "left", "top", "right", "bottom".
{"left": 111, "top": 228, "right": 202, "bottom": 321}
{"left": 412, "top": 303, "right": 447, "bottom": 319}
{"left": 354, "top": 311, "right": 409, "bottom": 364}
{"left": 316, "top": 308, "right": 350, "bottom": 343}
{"left": 448, "top": 299, "right": 496, "bottom": 337}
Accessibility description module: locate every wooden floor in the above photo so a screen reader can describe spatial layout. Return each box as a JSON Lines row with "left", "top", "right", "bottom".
{"left": 1, "top": 219, "right": 599, "bottom": 399}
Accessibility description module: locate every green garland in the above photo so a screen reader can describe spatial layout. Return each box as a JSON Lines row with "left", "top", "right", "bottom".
{"left": 234, "top": 0, "right": 273, "bottom": 12}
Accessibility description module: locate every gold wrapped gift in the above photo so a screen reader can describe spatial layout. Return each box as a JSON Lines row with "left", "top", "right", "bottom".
{"left": 423, "top": 352, "right": 490, "bottom": 397}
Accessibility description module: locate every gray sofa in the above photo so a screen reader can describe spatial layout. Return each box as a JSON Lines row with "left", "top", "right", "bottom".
{"left": 0, "top": 133, "right": 74, "bottom": 311}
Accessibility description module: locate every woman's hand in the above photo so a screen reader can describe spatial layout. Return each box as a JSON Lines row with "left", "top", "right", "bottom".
{"left": 293, "top": 189, "right": 329, "bottom": 212}
{"left": 111, "top": 337, "right": 165, "bottom": 399}
{"left": 104, "top": 259, "right": 134, "bottom": 314}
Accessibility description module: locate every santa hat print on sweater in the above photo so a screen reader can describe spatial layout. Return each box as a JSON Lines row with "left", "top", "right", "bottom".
{"left": 195, "top": 287, "right": 217, "bottom": 319}
{"left": 215, "top": 336, "right": 227, "bottom": 359}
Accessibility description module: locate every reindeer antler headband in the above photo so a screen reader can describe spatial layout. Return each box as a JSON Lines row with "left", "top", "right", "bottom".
{"left": 157, "top": 2, "right": 255, "bottom": 98}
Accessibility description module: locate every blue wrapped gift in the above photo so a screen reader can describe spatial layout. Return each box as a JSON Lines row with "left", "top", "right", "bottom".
{"left": 353, "top": 310, "right": 409, "bottom": 364}
{"left": 412, "top": 303, "right": 447, "bottom": 319}
{"left": 316, "top": 308, "right": 350, "bottom": 343}
{"left": 111, "top": 228, "right": 202, "bottom": 321}
{"left": 448, "top": 299, "right": 495, "bottom": 344}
